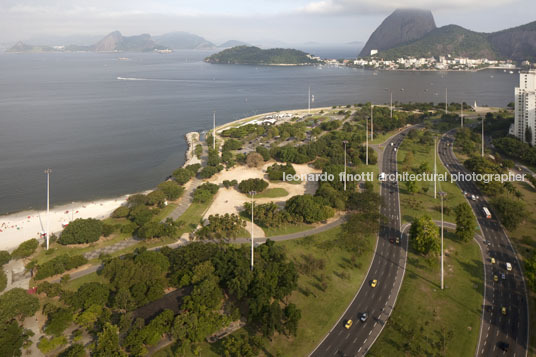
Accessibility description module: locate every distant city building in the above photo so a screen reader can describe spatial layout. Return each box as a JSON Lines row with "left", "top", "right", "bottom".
{"left": 512, "top": 70, "right": 536, "bottom": 146}
{"left": 370, "top": 49, "right": 378, "bottom": 56}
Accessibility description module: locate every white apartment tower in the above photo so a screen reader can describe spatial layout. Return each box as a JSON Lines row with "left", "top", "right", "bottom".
{"left": 513, "top": 70, "right": 536, "bottom": 146}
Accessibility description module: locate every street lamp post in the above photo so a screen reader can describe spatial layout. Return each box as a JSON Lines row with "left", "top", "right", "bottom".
{"left": 370, "top": 104, "right": 374, "bottom": 140}
{"left": 342, "top": 140, "right": 348, "bottom": 191}
{"left": 439, "top": 191, "right": 447, "bottom": 290}
{"left": 249, "top": 191, "right": 256, "bottom": 270}
{"left": 44, "top": 169, "right": 52, "bottom": 250}
{"left": 365, "top": 114, "right": 369, "bottom": 165}
{"left": 434, "top": 137, "right": 437, "bottom": 199}
{"left": 460, "top": 102, "right": 464, "bottom": 128}
{"left": 481, "top": 116, "right": 485, "bottom": 157}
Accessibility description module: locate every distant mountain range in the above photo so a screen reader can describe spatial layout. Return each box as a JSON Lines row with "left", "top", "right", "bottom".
{"left": 6, "top": 31, "right": 251, "bottom": 53}
{"left": 204, "top": 46, "right": 320, "bottom": 65}
{"left": 360, "top": 8, "right": 536, "bottom": 61}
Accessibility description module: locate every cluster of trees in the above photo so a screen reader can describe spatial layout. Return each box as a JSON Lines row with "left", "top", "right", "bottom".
{"left": 266, "top": 163, "right": 296, "bottom": 181}
{"left": 454, "top": 203, "right": 476, "bottom": 242}
{"left": 0, "top": 251, "right": 9, "bottom": 292}
{"left": 193, "top": 182, "right": 219, "bottom": 203}
{"left": 320, "top": 120, "right": 341, "bottom": 131}
{"left": 200, "top": 149, "right": 224, "bottom": 179}
{"left": 223, "top": 179, "right": 238, "bottom": 189}
{"left": 34, "top": 254, "right": 88, "bottom": 280}
{"left": 464, "top": 156, "right": 505, "bottom": 196}
{"left": 59, "top": 218, "right": 104, "bottom": 245}
{"left": 0, "top": 288, "right": 39, "bottom": 356}
{"left": 456, "top": 127, "right": 481, "bottom": 156}
{"left": 196, "top": 214, "right": 246, "bottom": 242}
{"left": 172, "top": 164, "right": 201, "bottom": 185}
{"left": 238, "top": 178, "right": 269, "bottom": 194}
{"left": 490, "top": 196, "right": 527, "bottom": 231}
{"left": 493, "top": 136, "right": 536, "bottom": 166}
{"left": 221, "top": 123, "right": 264, "bottom": 139}
{"left": 285, "top": 194, "right": 334, "bottom": 224}
{"left": 243, "top": 202, "right": 296, "bottom": 228}
{"left": 410, "top": 216, "right": 440, "bottom": 256}
{"left": 11, "top": 238, "right": 39, "bottom": 259}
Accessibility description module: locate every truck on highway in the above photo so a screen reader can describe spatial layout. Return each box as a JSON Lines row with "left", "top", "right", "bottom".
{"left": 483, "top": 207, "right": 491, "bottom": 219}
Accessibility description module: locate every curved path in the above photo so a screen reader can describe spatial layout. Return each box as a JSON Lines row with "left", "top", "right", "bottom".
{"left": 439, "top": 129, "right": 529, "bottom": 356}
{"left": 310, "top": 127, "right": 411, "bottom": 357}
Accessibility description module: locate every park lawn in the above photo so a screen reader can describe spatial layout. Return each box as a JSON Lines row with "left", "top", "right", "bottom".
{"left": 505, "top": 180, "right": 536, "bottom": 354}
{"left": 369, "top": 230, "right": 483, "bottom": 357}
{"left": 397, "top": 133, "right": 466, "bottom": 224}
{"left": 262, "top": 227, "right": 376, "bottom": 356}
{"left": 249, "top": 187, "right": 289, "bottom": 199}
{"left": 63, "top": 271, "right": 108, "bottom": 291}
{"left": 152, "top": 203, "right": 179, "bottom": 222}
{"left": 262, "top": 222, "right": 315, "bottom": 237}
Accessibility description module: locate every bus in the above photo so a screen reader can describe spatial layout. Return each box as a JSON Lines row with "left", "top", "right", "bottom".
{"left": 483, "top": 207, "right": 492, "bottom": 219}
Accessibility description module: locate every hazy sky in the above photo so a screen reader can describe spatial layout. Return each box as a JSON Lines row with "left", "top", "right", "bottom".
{"left": 1, "top": 0, "right": 535, "bottom": 45}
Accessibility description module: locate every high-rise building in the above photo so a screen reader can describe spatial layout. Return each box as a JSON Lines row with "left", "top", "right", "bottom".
{"left": 512, "top": 70, "right": 536, "bottom": 146}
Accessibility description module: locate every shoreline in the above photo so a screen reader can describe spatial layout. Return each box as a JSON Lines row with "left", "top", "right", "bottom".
{"left": 0, "top": 105, "right": 331, "bottom": 251}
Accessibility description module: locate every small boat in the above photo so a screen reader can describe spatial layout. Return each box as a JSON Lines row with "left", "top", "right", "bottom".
{"left": 509, "top": 70, "right": 514, "bottom": 74}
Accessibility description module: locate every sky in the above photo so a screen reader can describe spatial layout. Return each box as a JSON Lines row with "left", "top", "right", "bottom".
{"left": 1, "top": 0, "right": 535, "bottom": 45}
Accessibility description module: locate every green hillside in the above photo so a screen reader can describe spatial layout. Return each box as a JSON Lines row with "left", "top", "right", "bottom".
{"left": 376, "top": 25, "right": 497, "bottom": 59}
{"left": 204, "top": 46, "right": 319, "bottom": 65}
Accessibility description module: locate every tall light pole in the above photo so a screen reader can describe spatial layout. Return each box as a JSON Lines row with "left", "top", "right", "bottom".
{"left": 44, "top": 169, "right": 52, "bottom": 250}
{"left": 439, "top": 191, "right": 447, "bottom": 290}
{"left": 365, "top": 115, "right": 369, "bottom": 165}
{"left": 434, "top": 137, "right": 437, "bottom": 199}
{"left": 460, "top": 102, "right": 464, "bottom": 128}
{"left": 249, "top": 191, "right": 256, "bottom": 270}
{"left": 445, "top": 88, "right": 448, "bottom": 114}
{"left": 370, "top": 104, "right": 374, "bottom": 140}
{"left": 308, "top": 86, "right": 311, "bottom": 114}
{"left": 212, "top": 111, "right": 216, "bottom": 150}
{"left": 342, "top": 140, "right": 348, "bottom": 191}
{"left": 481, "top": 116, "right": 485, "bottom": 157}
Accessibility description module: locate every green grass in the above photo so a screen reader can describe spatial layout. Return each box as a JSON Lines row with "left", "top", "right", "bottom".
{"left": 152, "top": 203, "right": 179, "bottom": 222}
{"left": 263, "top": 227, "right": 376, "bottom": 356}
{"left": 262, "top": 223, "right": 314, "bottom": 237}
{"left": 398, "top": 135, "right": 466, "bottom": 224}
{"left": 369, "top": 230, "right": 483, "bottom": 357}
{"left": 63, "top": 271, "right": 108, "bottom": 291}
{"left": 248, "top": 187, "right": 289, "bottom": 199}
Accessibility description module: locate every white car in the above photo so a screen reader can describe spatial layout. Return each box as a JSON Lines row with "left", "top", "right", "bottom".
{"left": 471, "top": 194, "right": 476, "bottom": 201}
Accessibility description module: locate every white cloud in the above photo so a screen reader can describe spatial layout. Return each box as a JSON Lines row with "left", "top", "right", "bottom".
{"left": 301, "top": 0, "right": 519, "bottom": 15}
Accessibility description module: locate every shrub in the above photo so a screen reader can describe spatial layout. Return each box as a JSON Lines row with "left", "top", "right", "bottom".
{"left": 147, "top": 190, "right": 167, "bottom": 206}
{"left": 158, "top": 181, "right": 184, "bottom": 200}
{"left": 34, "top": 254, "right": 88, "bottom": 280}
{"left": 111, "top": 206, "right": 129, "bottom": 218}
{"left": 11, "top": 239, "right": 39, "bottom": 259}
{"left": 37, "top": 336, "right": 67, "bottom": 354}
{"left": 0, "top": 251, "right": 11, "bottom": 266}
{"left": 102, "top": 224, "right": 115, "bottom": 237}
{"left": 120, "top": 222, "right": 138, "bottom": 234}
{"left": 186, "top": 163, "right": 201, "bottom": 175}
{"left": 0, "top": 270, "right": 6, "bottom": 292}
{"left": 172, "top": 168, "right": 193, "bottom": 185}
{"left": 199, "top": 166, "right": 220, "bottom": 179}
{"left": 238, "top": 178, "right": 269, "bottom": 193}
{"left": 59, "top": 218, "right": 103, "bottom": 245}
{"left": 266, "top": 163, "right": 296, "bottom": 181}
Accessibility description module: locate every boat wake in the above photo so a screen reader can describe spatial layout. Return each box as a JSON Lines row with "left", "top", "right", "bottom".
{"left": 116, "top": 76, "right": 148, "bottom": 81}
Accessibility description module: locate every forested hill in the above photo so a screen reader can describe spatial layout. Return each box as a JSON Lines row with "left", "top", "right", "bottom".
{"left": 204, "top": 46, "right": 320, "bottom": 65}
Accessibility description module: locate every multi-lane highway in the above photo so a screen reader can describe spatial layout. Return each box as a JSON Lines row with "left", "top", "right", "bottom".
{"left": 310, "top": 129, "right": 409, "bottom": 357}
{"left": 439, "top": 129, "right": 529, "bottom": 356}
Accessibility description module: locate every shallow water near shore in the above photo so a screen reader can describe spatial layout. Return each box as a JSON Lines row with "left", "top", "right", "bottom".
{"left": 0, "top": 50, "right": 516, "bottom": 214}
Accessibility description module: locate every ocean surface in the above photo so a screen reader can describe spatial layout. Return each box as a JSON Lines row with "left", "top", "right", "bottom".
{"left": 0, "top": 50, "right": 517, "bottom": 215}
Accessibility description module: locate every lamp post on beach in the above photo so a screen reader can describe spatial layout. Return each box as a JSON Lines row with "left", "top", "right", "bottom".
{"left": 44, "top": 168, "right": 52, "bottom": 250}
{"left": 439, "top": 191, "right": 447, "bottom": 290}
{"left": 342, "top": 140, "right": 348, "bottom": 191}
{"left": 249, "top": 191, "right": 256, "bottom": 270}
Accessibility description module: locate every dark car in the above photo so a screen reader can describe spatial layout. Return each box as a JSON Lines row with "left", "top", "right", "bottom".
{"left": 498, "top": 341, "right": 509, "bottom": 352}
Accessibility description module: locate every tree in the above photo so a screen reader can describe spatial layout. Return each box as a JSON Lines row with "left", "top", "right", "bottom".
{"left": 44, "top": 308, "right": 73, "bottom": 336}
{"left": 491, "top": 195, "right": 528, "bottom": 231}
{"left": 266, "top": 163, "right": 296, "bottom": 181}
{"left": 146, "top": 190, "right": 166, "bottom": 206}
{"left": 111, "top": 206, "right": 129, "bottom": 218}
{"left": 0, "top": 288, "right": 39, "bottom": 324}
{"left": 222, "top": 334, "right": 262, "bottom": 357}
{"left": 11, "top": 239, "right": 39, "bottom": 259}
{"left": 196, "top": 214, "right": 246, "bottom": 242}
{"left": 128, "top": 205, "right": 153, "bottom": 227}
{"left": 410, "top": 216, "right": 440, "bottom": 256}
{"left": 172, "top": 168, "right": 193, "bottom": 185}
{"left": 69, "top": 282, "right": 110, "bottom": 310}
{"left": 0, "top": 250, "right": 11, "bottom": 266}
{"left": 198, "top": 166, "right": 220, "bottom": 179}
{"left": 58, "top": 343, "right": 85, "bottom": 357}
{"left": 525, "top": 253, "right": 536, "bottom": 291}
{"left": 246, "top": 152, "right": 264, "bottom": 168}
{"left": 283, "top": 303, "right": 301, "bottom": 336}
{"left": 454, "top": 203, "right": 476, "bottom": 242}
{"left": 157, "top": 181, "right": 184, "bottom": 200}
{"left": 285, "top": 194, "right": 334, "bottom": 223}
{"left": 207, "top": 148, "right": 221, "bottom": 166}
{"left": 0, "top": 270, "right": 6, "bottom": 292}
{"left": 526, "top": 125, "right": 533, "bottom": 145}
{"left": 0, "top": 321, "right": 31, "bottom": 357}
{"left": 256, "top": 146, "right": 271, "bottom": 161}
{"left": 93, "top": 323, "right": 125, "bottom": 357}
{"left": 59, "top": 218, "right": 103, "bottom": 245}
{"left": 193, "top": 183, "right": 219, "bottom": 203}
{"left": 237, "top": 178, "right": 269, "bottom": 193}
{"left": 34, "top": 254, "right": 88, "bottom": 280}
{"left": 222, "top": 139, "right": 242, "bottom": 151}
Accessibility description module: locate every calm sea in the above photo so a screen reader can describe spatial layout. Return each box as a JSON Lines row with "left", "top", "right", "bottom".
{"left": 0, "top": 50, "right": 517, "bottom": 214}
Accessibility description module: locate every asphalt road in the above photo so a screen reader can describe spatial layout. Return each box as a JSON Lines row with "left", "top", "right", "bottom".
{"left": 439, "top": 129, "right": 529, "bottom": 357}
{"left": 310, "top": 129, "right": 409, "bottom": 357}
